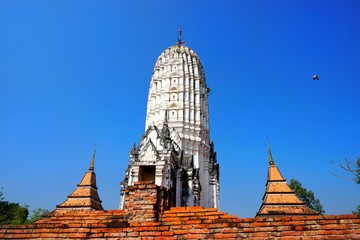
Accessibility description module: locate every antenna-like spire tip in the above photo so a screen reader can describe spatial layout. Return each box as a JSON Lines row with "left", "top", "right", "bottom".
{"left": 177, "top": 25, "right": 185, "bottom": 46}
{"left": 89, "top": 145, "right": 96, "bottom": 171}
{"left": 267, "top": 138, "right": 275, "bottom": 165}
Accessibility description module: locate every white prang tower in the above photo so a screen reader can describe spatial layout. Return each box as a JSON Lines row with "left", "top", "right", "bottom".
{"left": 120, "top": 29, "right": 219, "bottom": 209}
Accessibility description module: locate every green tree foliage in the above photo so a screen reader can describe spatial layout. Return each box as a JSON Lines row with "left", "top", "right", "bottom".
{"left": 0, "top": 190, "right": 29, "bottom": 224}
{"left": 352, "top": 205, "right": 360, "bottom": 217}
{"left": 0, "top": 188, "right": 50, "bottom": 224}
{"left": 27, "top": 208, "right": 50, "bottom": 223}
{"left": 289, "top": 179, "right": 325, "bottom": 214}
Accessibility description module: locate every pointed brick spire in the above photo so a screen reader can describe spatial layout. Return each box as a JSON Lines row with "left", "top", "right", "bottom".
{"left": 256, "top": 144, "right": 319, "bottom": 217}
{"left": 89, "top": 145, "right": 96, "bottom": 171}
{"left": 55, "top": 149, "right": 103, "bottom": 212}
{"left": 267, "top": 140, "right": 275, "bottom": 166}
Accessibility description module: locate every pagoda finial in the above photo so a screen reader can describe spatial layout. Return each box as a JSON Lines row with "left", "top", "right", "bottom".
{"left": 267, "top": 138, "right": 275, "bottom": 165}
{"left": 89, "top": 145, "right": 96, "bottom": 171}
{"left": 177, "top": 25, "right": 185, "bottom": 46}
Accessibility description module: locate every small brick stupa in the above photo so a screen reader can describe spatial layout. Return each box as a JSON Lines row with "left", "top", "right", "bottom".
{"left": 256, "top": 143, "right": 319, "bottom": 217}
{"left": 55, "top": 148, "right": 104, "bottom": 212}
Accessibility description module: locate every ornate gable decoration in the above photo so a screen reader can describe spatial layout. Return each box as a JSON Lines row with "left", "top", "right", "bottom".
{"left": 138, "top": 126, "right": 161, "bottom": 150}
{"left": 138, "top": 139, "right": 161, "bottom": 164}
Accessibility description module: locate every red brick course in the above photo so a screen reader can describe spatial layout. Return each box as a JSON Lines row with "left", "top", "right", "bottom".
{"left": 1, "top": 182, "right": 359, "bottom": 239}
{"left": 1, "top": 208, "right": 359, "bottom": 239}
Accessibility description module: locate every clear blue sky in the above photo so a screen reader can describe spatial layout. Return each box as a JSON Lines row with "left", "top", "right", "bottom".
{"left": 1, "top": 1, "right": 359, "bottom": 218}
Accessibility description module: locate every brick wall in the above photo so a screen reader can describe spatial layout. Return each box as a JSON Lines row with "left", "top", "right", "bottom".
{"left": 124, "top": 181, "right": 171, "bottom": 222}
{"left": 160, "top": 207, "right": 360, "bottom": 239}
{"left": 1, "top": 182, "right": 359, "bottom": 239}
{"left": 1, "top": 208, "right": 359, "bottom": 239}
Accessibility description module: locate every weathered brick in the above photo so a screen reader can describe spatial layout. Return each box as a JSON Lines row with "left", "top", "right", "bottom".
{"left": 204, "top": 211, "right": 224, "bottom": 216}
{"left": 222, "top": 227, "right": 241, "bottom": 233}
{"left": 280, "top": 230, "right": 304, "bottom": 236}
{"left": 158, "top": 226, "right": 169, "bottom": 231}
{"left": 41, "top": 232, "right": 64, "bottom": 238}
{"left": 322, "top": 224, "right": 346, "bottom": 230}
{"left": 135, "top": 226, "right": 158, "bottom": 231}
{"left": 126, "top": 231, "right": 139, "bottom": 237}
{"left": 184, "top": 234, "right": 206, "bottom": 239}
{"left": 184, "top": 220, "right": 201, "bottom": 224}
{"left": 141, "top": 221, "right": 160, "bottom": 227}
{"left": 251, "top": 221, "right": 271, "bottom": 227}
{"left": 243, "top": 227, "right": 254, "bottom": 233}
{"left": 162, "top": 217, "right": 179, "bottom": 222}
{"left": 250, "top": 232, "right": 270, "bottom": 237}
{"left": 157, "top": 236, "right": 177, "bottom": 240}
{"left": 188, "top": 228, "right": 210, "bottom": 234}
{"left": 214, "top": 233, "right": 237, "bottom": 238}
{"left": 161, "top": 231, "right": 174, "bottom": 236}
{"left": 178, "top": 224, "right": 193, "bottom": 229}
{"left": 220, "top": 214, "right": 237, "bottom": 219}
{"left": 9, "top": 233, "right": 31, "bottom": 239}
{"left": 168, "top": 220, "right": 182, "bottom": 225}
{"left": 316, "top": 229, "right": 345, "bottom": 235}
{"left": 254, "top": 226, "right": 277, "bottom": 232}
{"left": 177, "top": 213, "right": 196, "bottom": 217}
{"left": 161, "top": 213, "right": 177, "bottom": 217}
{"left": 104, "top": 232, "right": 126, "bottom": 237}
{"left": 139, "top": 231, "right": 162, "bottom": 236}
{"left": 173, "top": 229, "right": 190, "bottom": 235}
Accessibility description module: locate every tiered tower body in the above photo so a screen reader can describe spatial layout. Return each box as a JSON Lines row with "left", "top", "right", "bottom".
{"left": 120, "top": 37, "right": 219, "bottom": 209}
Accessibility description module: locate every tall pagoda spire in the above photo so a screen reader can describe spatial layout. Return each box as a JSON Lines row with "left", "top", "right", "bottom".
{"left": 256, "top": 143, "right": 319, "bottom": 217}
{"left": 120, "top": 32, "right": 219, "bottom": 209}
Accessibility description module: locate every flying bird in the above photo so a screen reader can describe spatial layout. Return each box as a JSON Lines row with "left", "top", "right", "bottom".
{"left": 313, "top": 75, "right": 319, "bottom": 80}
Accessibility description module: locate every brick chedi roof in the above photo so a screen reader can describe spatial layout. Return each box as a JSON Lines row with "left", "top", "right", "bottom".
{"left": 55, "top": 148, "right": 104, "bottom": 212}
{"left": 256, "top": 143, "right": 319, "bottom": 217}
